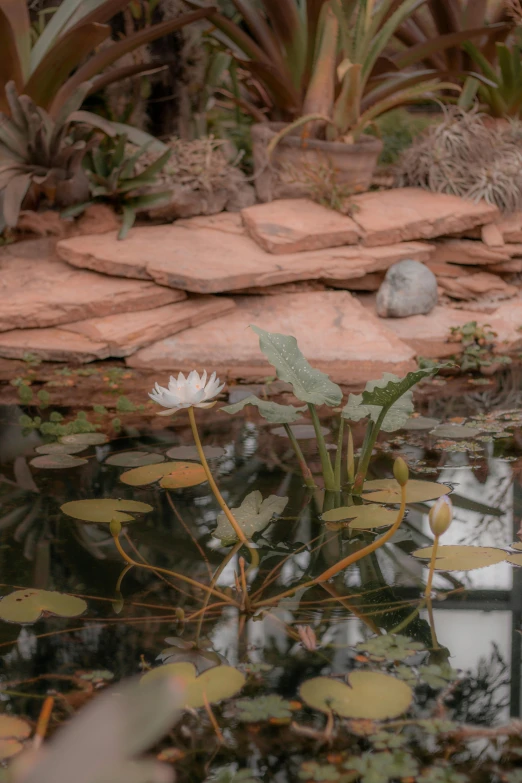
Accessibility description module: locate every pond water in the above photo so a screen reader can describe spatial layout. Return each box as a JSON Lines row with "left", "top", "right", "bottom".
{"left": 1, "top": 369, "right": 522, "bottom": 783}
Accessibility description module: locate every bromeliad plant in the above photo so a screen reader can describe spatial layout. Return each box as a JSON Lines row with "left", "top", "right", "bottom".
{"left": 459, "top": 37, "right": 522, "bottom": 118}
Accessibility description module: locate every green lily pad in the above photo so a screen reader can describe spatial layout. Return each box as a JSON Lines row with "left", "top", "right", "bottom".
{"left": 165, "top": 445, "right": 225, "bottom": 461}
{"left": 140, "top": 662, "right": 245, "bottom": 708}
{"left": 362, "top": 479, "right": 450, "bottom": 504}
{"left": 411, "top": 544, "right": 507, "bottom": 571}
{"left": 0, "top": 589, "right": 87, "bottom": 624}
{"left": 322, "top": 505, "right": 397, "bottom": 529}
{"left": 401, "top": 416, "right": 440, "bottom": 431}
{"left": 60, "top": 433, "right": 108, "bottom": 446}
{"left": 213, "top": 491, "right": 288, "bottom": 544}
{"left": 271, "top": 424, "right": 328, "bottom": 439}
{"left": 35, "top": 442, "right": 88, "bottom": 455}
{"left": 61, "top": 499, "right": 153, "bottom": 524}
{"left": 120, "top": 461, "right": 207, "bottom": 488}
{"left": 300, "top": 671, "right": 412, "bottom": 720}
{"left": 30, "top": 454, "right": 88, "bottom": 469}
{"left": 222, "top": 395, "right": 307, "bottom": 424}
{"left": 105, "top": 451, "right": 165, "bottom": 467}
{"left": 430, "top": 424, "right": 482, "bottom": 440}
{"left": 251, "top": 326, "right": 342, "bottom": 406}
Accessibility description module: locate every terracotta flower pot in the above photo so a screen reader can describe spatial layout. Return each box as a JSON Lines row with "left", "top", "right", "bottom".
{"left": 251, "top": 121, "right": 383, "bottom": 203}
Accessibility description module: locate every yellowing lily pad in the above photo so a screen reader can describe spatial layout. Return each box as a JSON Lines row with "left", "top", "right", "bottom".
{"left": 411, "top": 545, "right": 507, "bottom": 571}
{"left": 166, "top": 445, "right": 225, "bottom": 461}
{"left": 30, "top": 454, "right": 88, "bottom": 469}
{"left": 510, "top": 542, "right": 522, "bottom": 551}
{"left": 60, "top": 433, "right": 108, "bottom": 446}
{"left": 61, "top": 499, "right": 153, "bottom": 524}
{"left": 300, "top": 671, "right": 412, "bottom": 720}
{"left": 120, "top": 461, "right": 207, "bottom": 488}
{"left": 362, "top": 479, "right": 450, "bottom": 504}
{"left": 105, "top": 451, "right": 165, "bottom": 467}
{"left": 322, "top": 505, "right": 397, "bottom": 529}
{"left": 0, "top": 589, "right": 87, "bottom": 624}
{"left": 506, "top": 553, "right": 522, "bottom": 566}
{"left": 140, "top": 662, "right": 245, "bottom": 708}
{"left": 0, "top": 739, "right": 24, "bottom": 760}
{"left": 0, "top": 716, "right": 31, "bottom": 761}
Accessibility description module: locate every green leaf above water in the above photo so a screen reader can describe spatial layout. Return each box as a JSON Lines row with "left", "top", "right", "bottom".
{"left": 419, "top": 663, "right": 458, "bottom": 689}
{"left": 120, "top": 461, "right": 207, "bottom": 488}
{"left": 412, "top": 544, "right": 507, "bottom": 571}
{"left": 105, "top": 451, "right": 165, "bottom": 468}
{"left": 322, "top": 505, "right": 397, "bottom": 529}
{"left": 345, "top": 750, "right": 419, "bottom": 783}
{"left": 61, "top": 499, "right": 153, "bottom": 524}
{"left": 222, "top": 395, "right": 307, "bottom": 424}
{"left": 0, "top": 589, "right": 87, "bottom": 624}
{"left": 362, "top": 479, "right": 450, "bottom": 504}
{"left": 251, "top": 326, "right": 342, "bottom": 406}
{"left": 141, "top": 662, "right": 245, "bottom": 708}
{"left": 235, "top": 695, "right": 293, "bottom": 723}
{"left": 300, "top": 671, "right": 413, "bottom": 720}
{"left": 213, "top": 491, "right": 288, "bottom": 544}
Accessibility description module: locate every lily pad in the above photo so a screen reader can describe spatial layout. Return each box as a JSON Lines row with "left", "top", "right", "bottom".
{"left": 355, "top": 634, "right": 425, "bottom": 662}
{"left": 60, "top": 433, "right": 108, "bottom": 446}
{"left": 430, "top": 424, "right": 482, "bottom": 440}
{"left": 506, "top": 553, "right": 522, "bottom": 566}
{"left": 105, "top": 451, "right": 165, "bottom": 467}
{"left": 0, "top": 589, "right": 87, "bottom": 624}
{"left": 30, "top": 454, "right": 88, "bottom": 469}
{"left": 300, "top": 671, "right": 412, "bottom": 720}
{"left": 0, "top": 715, "right": 31, "bottom": 761}
{"left": 213, "top": 491, "right": 288, "bottom": 544}
{"left": 401, "top": 416, "right": 440, "bottom": 431}
{"left": 411, "top": 545, "right": 507, "bottom": 571}
{"left": 120, "top": 461, "right": 207, "bottom": 488}
{"left": 322, "top": 505, "right": 397, "bottom": 529}
{"left": 35, "top": 442, "right": 88, "bottom": 455}
{"left": 222, "top": 395, "right": 307, "bottom": 424}
{"left": 141, "top": 662, "right": 245, "bottom": 708}
{"left": 362, "top": 479, "right": 450, "bottom": 504}
{"left": 235, "top": 695, "right": 293, "bottom": 723}
{"left": 251, "top": 326, "right": 342, "bottom": 406}
{"left": 61, "top": 498, "right": 153, "bottom": 524}
{"left": 510, "top": 542, "right": 522, "bottom": 551}
{"left": 271, "top": 424, "right": 328, "bottom": 440}
{"left": 165, "top": 445, "right": 225, "bottom": 461}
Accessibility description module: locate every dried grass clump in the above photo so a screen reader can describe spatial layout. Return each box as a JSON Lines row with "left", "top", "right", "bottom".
{"left": 135, "top": 136, "right": 244, "bottom": 193}
{"left": 396, "top": 107, "right": 522, "bottom": 212}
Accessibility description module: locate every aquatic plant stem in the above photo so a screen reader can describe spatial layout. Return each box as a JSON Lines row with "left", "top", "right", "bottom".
{"left": 111, "top": 529, "right": 239, "bottom": 607}
{"left": 33, "top": 695, "right": 54, "bottom": 749}
{"left": 352, "top": 408, "right": 387, "bottom": 495}
{"left": 196, "top": 541, "right": 242, "bottom": 642}
{"left": 188, "top": 406, "right": 248, "bottom": 546}
{"left": 346, "top": 425, "right": 354, "bottom": 485}
{"left": 308, "top": 403, "right": 336, "bottom": 491}
{"left": 203, "top": 691, "right": 225, "bottom": 744}
{"left": 424, "top": 536, "right": 440, "bottom": 599}
{"left": 334, "top": 417, "right": 344, "bottom": 490}
{"left": 284, "top": 423, "right": 316, "bottom": 488}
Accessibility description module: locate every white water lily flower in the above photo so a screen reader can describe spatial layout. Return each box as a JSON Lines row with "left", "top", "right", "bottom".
{"left": 149, "top": 370, "right": 225, "bottom": 415}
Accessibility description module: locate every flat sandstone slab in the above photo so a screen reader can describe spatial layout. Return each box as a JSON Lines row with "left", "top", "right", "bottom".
{"left": 0, "top": 238, "right": 185, "bottom": 332}
{"left": 0, "top": 296, "right": 234, "bottom": 363}
{"left": 57, "top": 225, "right": 433, "bottom": 294}
{"left": 349, "top": 188, "right": 499, "bottom": 247}
{"left": 126, "top": 291, "right": 417, "bottom": 384}
{"left": 241, "top": 198, "right": 361, "bottom": 253}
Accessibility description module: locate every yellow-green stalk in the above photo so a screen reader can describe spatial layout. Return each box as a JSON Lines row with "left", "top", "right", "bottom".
{"left": 424, "top": 496, "right": 453, "bottom": 599}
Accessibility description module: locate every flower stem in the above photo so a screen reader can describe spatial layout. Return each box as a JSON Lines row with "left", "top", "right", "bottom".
{"left": 188, "top": 405, "right": 248, "bottom": 546}
{"left": 334, "top": 417, "right": 344, "bottom": 491}
{"left": 346, "top": 425, "right": 354, "bottom": 485}
{"left": 308, "top": 403, "right": 336, "bottom": 491}
{"left": 424, "top": 535, "right": 440, "bottom": 599}
{"left": 284, "top": 423, "right": 315, "bottom": 488}
{"left": 352, "top": 408, "right": 387, "bottom": 495}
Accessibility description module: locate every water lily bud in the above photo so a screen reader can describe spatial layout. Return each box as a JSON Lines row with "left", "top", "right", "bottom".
{"left": 112, "top": 592, "right": 124, "bottom": 615}
{"left": 393, "top": 457, "right": 409, "bottom": 487}
{"left": 429, "top": 496, "right": 453, "bottom": 537}
{"left": 110, "top": 517, "right": 122, "bottom": 538}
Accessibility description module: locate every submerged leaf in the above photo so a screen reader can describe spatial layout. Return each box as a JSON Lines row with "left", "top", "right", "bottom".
{"left": 61, "top": 499, "right": 153, "bottom": 524}
{"left": 222, "top": 395, "right": 307, "bottom": 424}
{"left": 412, "top": 545, "right": 507, "bottom": 571}
{"left": 362, "top": 479, "right": 450, "bottom": 504}
{"left": 213, "top": 491, "right": 288, "bottom": 544}
{"left": 166, "top": 445, "right": 225, "bottom": 461}
{"left": 342, "top": 369, "right": 441, "bottom": 432}
{"left": 141, "top": 662, "right": 245, "bottom": 708}
{"left": 251, "top": 326, "right": 342, "bottom": 406}
{"left": 322, "top": 505, "right": 397, "bottom": 529}
{"left": 0, "top": 589, "right": 87, "bottom": 624}
{"left": 120, "top": 461, "right": 207, "bottom": 488}
{"left": 105, "top": 451, "right": 165, "bottom": 467}
{"left": 300, "top": 671, "right": 412, "bottom": 720}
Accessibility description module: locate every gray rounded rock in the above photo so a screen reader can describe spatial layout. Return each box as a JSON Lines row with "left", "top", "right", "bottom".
{"left": 376, "top": 259, "right": 438, "bottom": 318}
